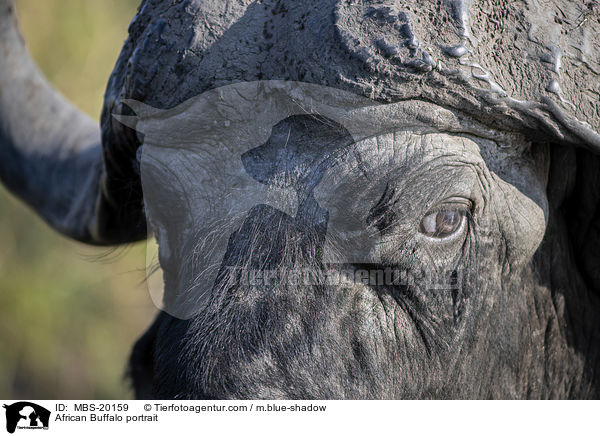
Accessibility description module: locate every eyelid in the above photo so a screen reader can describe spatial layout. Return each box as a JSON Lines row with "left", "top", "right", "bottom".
{"left": 425, "top": 197, "right": 473, "bottom": 214}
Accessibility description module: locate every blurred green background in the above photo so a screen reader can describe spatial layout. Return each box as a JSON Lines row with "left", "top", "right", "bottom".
{"left": 0, "top": 0, "right": 158, "bottom": 399}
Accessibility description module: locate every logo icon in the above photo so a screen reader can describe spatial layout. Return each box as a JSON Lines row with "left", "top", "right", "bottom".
{"left": 3, "top": 402, "right": 50, "bottom": 434}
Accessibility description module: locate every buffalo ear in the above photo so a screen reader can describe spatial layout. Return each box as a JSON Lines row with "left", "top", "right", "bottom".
{"left": 545, "top": 142, "right": 600, "bottom": 297}
{"left": 566, "top": 148, "right": 600, "bottom": 297}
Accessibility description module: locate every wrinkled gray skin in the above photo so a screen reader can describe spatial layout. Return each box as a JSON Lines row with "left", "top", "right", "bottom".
{"left": 1, "top": 0, "right": 600, "bottom": 399}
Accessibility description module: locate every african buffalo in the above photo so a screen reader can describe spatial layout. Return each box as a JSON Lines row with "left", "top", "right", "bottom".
{"left": 1, "top": 0, "right": 599, "bottom": 399}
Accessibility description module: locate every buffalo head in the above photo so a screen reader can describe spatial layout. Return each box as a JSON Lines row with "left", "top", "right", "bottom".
{"left": 1, "top": 0, "right": 599, "bottom": 399}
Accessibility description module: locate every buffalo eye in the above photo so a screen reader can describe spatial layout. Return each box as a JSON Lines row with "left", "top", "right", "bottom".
{"left": 419, "top": 203, "right": 470, "bottom": 239}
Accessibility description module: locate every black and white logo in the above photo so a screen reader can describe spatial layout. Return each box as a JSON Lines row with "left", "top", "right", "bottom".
{"left": 3, "top": 402, "right": 50, "bottom": 434}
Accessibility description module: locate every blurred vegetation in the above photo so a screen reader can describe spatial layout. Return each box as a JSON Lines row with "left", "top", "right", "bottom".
{"left": 0, "top": 0, "right": 158, "bottom": 399}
